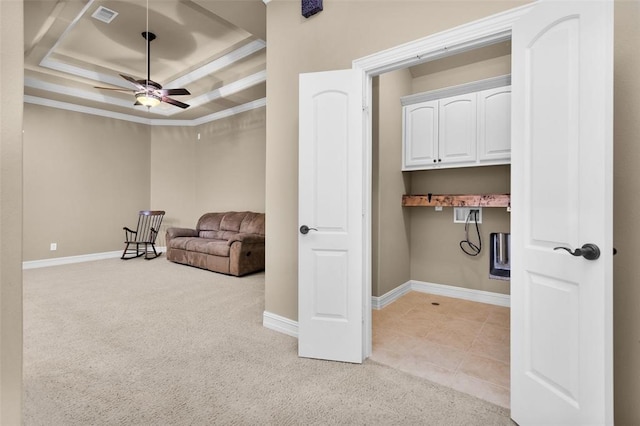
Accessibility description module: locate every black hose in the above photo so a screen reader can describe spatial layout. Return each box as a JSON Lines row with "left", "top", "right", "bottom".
{"left": 460, "top": 210, "right": 481, "bottom": 256}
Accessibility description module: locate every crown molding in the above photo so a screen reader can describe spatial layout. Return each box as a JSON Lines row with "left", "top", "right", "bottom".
{"left": 24, "top": 95, "right": 266, "bottom": 127}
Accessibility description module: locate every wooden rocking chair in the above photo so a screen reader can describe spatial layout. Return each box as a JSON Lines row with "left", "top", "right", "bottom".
{"left": 121, "top": 210, "right": 165, "bottom": 260}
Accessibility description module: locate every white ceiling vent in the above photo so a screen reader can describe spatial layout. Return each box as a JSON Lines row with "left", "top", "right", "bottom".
{"left": 91, "top": 6, "right": 118, "bottom": 24}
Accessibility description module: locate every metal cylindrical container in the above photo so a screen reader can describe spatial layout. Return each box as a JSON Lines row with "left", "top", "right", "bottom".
{"left": 496, "top": 232, "right": 509, "bottom": 265}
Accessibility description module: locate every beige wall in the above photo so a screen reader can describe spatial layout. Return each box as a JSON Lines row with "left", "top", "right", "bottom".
{"left": 613, "top": 1, "right": 640, "bottom": 422}
{"left": 150, "top": 125, "right": 199, "bottom": 232}
{"left": 150, "top": 108, "right": 266, "bottom": 239}
{"left": 265, "top": 0, "right": 640, "bottom": 423}
{"left": 0, "top": 0, "right": 23, "bottom": 421}
{"left": 411, "top": 41, "right": 511, "bottom": 93}
{"left": 372, "top": 70, "right": 413, "bottom": 297}
{"left": 22, "top": 105, "right": 151, "bottom": 261}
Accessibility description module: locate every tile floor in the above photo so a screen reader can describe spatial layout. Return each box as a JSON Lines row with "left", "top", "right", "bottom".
{"left": 370, "top": 291, "right": 510, "bottom": 408}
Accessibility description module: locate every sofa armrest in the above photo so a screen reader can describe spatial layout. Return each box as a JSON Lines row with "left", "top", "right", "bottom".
{"left": 227, "top": 233, "right": 265, "bottom": 246}
{"left": 166, "top": 227, "right": 198, "bottom": 240}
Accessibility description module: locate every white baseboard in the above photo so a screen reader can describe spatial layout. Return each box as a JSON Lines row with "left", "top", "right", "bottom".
{"left": 373, "top": 280, "right": 510, "bottom": 309}
{"left": 22, "top": 246, "right": 168, "bottom": 270}
{"left": 22, "top": 250, "right": 123, "bottom": 269}
{"left": 411, "top": 280, "right": 510, "bottom": 307}
{"left": 263, "top": 311, "right": 298, "bottom": 338}
{"left": 265, "top": 280, "right": 509, "bottom": 339}
{"left": 371, "top": 281, "right": 412, "bottom": 310}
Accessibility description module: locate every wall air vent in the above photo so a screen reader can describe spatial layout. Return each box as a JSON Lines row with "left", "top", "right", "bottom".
{"left": 91, "top": 6, "right": 118, "bottom": 24}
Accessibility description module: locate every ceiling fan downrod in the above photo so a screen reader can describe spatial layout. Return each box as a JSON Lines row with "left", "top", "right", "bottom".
{"left": 142, "top": 31, "right": 156, "bottom": 88}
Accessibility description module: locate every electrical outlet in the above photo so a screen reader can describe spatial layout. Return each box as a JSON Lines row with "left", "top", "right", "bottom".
{"left": 50, "top": 243, "right": 57, "bottom": 251}
{"left": 454, "top": 207, "right": 482, "bottom": 224}
{"left": 435, "top": 206, "right": 443, "bottom": 212}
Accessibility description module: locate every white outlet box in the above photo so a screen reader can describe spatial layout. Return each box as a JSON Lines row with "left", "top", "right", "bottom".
{"left": 435, "top": 206, "right": 443, "bottom": 212}
{"left": 50, "top": 243, "right": 57, "bottom": 251}
{"left": 454, "top": 207, "right": 482, "bottom": 224}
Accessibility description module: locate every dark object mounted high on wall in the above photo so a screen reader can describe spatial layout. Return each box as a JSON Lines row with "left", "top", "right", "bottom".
{"left": 302, "top": 0, "right": 323, "bottom": 18}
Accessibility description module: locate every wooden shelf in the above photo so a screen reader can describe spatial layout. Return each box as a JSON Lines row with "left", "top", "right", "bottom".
{"left": 402, "top": 194, "right": 510, "bottom": 207}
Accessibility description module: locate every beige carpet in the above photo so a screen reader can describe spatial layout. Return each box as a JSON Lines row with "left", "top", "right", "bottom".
{"left": 23, "top": 258, "right": 512, "bottom": 425}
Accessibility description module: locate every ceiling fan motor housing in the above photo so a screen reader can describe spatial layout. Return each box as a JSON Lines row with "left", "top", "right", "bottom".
{"left": 137, "top": 80, "right": 162, "bottom": 91}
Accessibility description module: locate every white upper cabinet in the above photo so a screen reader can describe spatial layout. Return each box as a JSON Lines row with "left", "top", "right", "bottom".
{"left": 401, "top": 77, "right": 511, "bottom": 171}
{"left": 439, "top": 93, "right": 477, "bottom": 165}
{"left": 403, "top": 101, "right": 438, "bottom": 167}
{"left": 477, "top": 86, "right": 511, "bottom": 162}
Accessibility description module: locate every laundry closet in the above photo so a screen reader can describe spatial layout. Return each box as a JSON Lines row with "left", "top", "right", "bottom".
{"left": 371, "top": 41, "right": 512, "bottom": 407}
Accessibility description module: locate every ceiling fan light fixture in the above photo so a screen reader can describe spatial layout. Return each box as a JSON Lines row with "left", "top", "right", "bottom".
{"left": 136, "top": 92, "right": 161, "bottom": 108}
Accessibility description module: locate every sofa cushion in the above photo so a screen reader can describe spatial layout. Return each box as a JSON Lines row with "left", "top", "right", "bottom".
{"left": 220, "top": 211, "right": 249, "bottom": 233}
{"left": 169, "top": 237, "right": 230, "bottom": 257}
{"left": 185, "top": 238, "right": 230, "bottom": 257}
{"left": 239, "top": 212, "right": 266, "bottom": 236}
{"left": 168, "top": 236, "right": 195, "bottom": 250}
{"left": 198, "top": 230, "right": 236, "bottom": 240}
{"left": 197, "top": 213, "right": 225, "bottom": 232}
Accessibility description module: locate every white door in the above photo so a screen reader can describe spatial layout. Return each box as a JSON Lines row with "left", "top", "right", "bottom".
{"left": 511, "top": 1, "right": 613, "bottom": 424}
{"left": 298, "top": 69, "right": 364, "bottom": 363}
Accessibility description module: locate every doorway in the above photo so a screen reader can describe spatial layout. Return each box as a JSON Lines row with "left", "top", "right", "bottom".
{"left": 369, "top": 42, "right": 512, "bottom": 407}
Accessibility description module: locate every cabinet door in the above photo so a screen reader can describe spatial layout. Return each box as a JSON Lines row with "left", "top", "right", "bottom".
{"left": 403, "top": 101, "right": 438, "bottom": 169}
{"left": 477, "top": 86, "right": 511, "bottom": 162}
{"left": 438, "top": 93, "right": 477, "bottom": 164}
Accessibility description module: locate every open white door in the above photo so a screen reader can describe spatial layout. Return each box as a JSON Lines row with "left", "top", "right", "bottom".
{"left": 298, "top": 69, "right": 364, "bottom": 363}
{"left": 511, "top": 1, "right": 613, "bottom": 424}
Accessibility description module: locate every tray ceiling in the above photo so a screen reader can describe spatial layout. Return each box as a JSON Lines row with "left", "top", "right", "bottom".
{"left": 24, "top": 0, "right": 267, "bottom": 125}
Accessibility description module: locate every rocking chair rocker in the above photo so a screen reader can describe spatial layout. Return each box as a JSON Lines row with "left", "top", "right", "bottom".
{"left": 121, "top": 210, "right": 165, "bottom": 260}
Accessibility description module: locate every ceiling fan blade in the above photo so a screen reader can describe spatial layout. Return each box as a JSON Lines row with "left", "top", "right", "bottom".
{"left": 120, "top": 74, "right": 146, "bottom": 90}
{"left": 162, "top": 96, "right": 190, "bottom": 109}
{"left": 94, "top": 86, "right": 134, "bottom": 93}
{"left": 159, "top": 88, "right": 191, "bottom": 96}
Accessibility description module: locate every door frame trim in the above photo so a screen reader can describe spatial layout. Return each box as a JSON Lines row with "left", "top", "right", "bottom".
{"left": 350, "top": 2, "right": 535, "bottom": 358}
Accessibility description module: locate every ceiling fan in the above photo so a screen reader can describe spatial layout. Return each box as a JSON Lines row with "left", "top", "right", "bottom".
{"left": 95, "top": 31, "right": 191, "bottom": 109}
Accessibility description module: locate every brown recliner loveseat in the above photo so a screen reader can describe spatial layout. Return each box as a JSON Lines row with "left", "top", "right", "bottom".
{"left": 165, "top": 211, "right": 265, "bottom": 276}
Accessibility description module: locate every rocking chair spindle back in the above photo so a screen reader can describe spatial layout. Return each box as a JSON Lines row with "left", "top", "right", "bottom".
{"left": 121, "top": 210, "right": 165, "bottom": 260}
